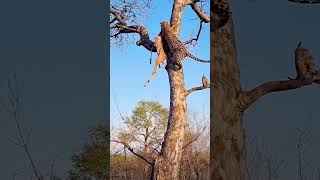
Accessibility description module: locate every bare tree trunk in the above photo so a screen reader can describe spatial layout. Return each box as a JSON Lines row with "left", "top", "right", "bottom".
{"left": 151, "top": 0, "right": 187, "bottom": 179}
{"left": 211, "top": 0, "right": 319, "bottom": 179}
{"left": 211, "top": 14, "right": 246, "bottom": 180}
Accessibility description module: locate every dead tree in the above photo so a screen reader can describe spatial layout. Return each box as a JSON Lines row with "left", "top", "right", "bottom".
{"left": 211, "top": 0, "right": 320, "bottom": 179}
{"left": 110, "top": 0, "right": 210, "bottom": 179}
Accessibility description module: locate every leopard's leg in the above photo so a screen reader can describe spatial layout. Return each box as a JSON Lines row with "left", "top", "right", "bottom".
{"left": 144, "top": 54, "right": 166, "bottom": 87}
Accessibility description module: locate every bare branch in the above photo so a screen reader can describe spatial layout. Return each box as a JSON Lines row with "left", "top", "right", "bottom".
{"left": 7, "top": 75, "right": 41, "bottom": 180}
{"left": 182, "top": 126, "right": 206, "bottom": 149}
{"left": 185, "top": 85, "right": 210, "bottom": 96}
{"left": 184, "top": 21, "right": 204, "bottom": 45}
{"left": 112, "top": 90, "right": 126, "bottom": 121}
{"left": 8, "top": 137, "right": 22, "bottom": 147}
{"left": 111, "top": 139, "right": 153, "bottom": 165}
{"left": 110, "top": 1, "right": 157, "bottom": 52}
{"left": 110, "top": 9, "right": 127, "bottom": 26}
{"left": 11, "top": 168, "right": 25, "bottom": 180}
{"left": 188, "top": 2, "right": 210, "bottom": 23}
{"left": 238, "top": 79, "right": 315, "bottom": 111}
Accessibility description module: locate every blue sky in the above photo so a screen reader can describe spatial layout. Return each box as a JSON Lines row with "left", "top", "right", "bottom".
{"left": 110, "top": 2, "right": 210, "bottom": 127}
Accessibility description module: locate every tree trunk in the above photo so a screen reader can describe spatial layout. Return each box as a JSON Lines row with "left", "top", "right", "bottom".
{"left": 151, "top": 0, "right": 187, "bottom": 179}
{"left": 211, "top": 0, "right": 318, "bottom": 179}
{"left": 211, "top": 5, "right": 246, "bottom": 180}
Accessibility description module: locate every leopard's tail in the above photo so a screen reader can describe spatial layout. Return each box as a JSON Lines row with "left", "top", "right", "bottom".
{"left": 187, "top": 54, "right": 210, "bottom": 63}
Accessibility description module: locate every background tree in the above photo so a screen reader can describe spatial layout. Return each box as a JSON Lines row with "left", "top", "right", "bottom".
{"left": 122, "top": 101, "right": 168, "bottom": 156}
{"left": 110, "top": 0, "right": 210, "bottom": 179}
{"left": 109, "top": 100, "right": 209, "bottom": 179}
{"left": 112, "top": 100, "right": 168, "bottom": 179}
{"left": 68, "top": 123, "right": 108, "bottom": 180}
{"left": 212, "top": 0, "right": 320, "bottom": 179}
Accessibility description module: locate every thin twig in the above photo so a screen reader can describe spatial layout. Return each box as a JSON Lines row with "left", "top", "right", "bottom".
{"left": 184, "top": 21, "right": 204, "bottom": 45}
{"left": 7, "top": 75, "right": 41, "bottom": 180}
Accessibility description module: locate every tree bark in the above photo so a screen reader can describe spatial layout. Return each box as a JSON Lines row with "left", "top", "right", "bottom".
{"left": 211, "top": 15, "right": 246, "bottom": 180}
{"left": 151, "top": 0, "right": 187, "bottom": 179}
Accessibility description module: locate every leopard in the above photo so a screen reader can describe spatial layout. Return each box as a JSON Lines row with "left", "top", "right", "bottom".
{"left": 160, "top": 21, "right": 210, "bottom": 71}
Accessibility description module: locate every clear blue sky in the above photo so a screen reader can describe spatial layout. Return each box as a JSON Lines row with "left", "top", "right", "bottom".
{"left": 110, "top": 2, "right": 210, "bottom": 127}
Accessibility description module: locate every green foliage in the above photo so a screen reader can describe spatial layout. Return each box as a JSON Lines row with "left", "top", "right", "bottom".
{"left": 67, "top": 100, "right": 168, "bottom": 180}
{"left": 121, "top": 100, "right": 168, "bottom": 153}
{"left": 68, "top": 122, "right": 108, "bottom": 180}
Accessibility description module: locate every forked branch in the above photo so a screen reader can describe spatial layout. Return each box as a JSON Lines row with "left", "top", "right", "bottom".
{"left": 110, "top": 5, "right": 157, "bottom": 52}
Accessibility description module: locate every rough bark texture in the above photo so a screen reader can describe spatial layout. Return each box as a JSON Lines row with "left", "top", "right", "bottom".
{"left": 152, "top": 68, "right": 187, "bottom": 179}
{"left": 151, "top": 0, "right": 187, "bottom": 179}
{"left": 211, "top": 15, "right": 246, "bottom": 180}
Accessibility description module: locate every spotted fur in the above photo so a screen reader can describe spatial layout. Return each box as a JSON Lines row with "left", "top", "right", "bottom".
{"left": 160, "top": 21, "right": 210, "bottom": 71}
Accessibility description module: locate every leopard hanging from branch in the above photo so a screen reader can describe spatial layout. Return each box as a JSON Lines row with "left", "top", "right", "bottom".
{"left": 160, "top": 21, "right": 210, "bottom": 71}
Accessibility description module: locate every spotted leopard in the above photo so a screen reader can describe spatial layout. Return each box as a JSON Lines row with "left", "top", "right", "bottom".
{"left": 160, "top": 21, "right": 210, "bottom": 71}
